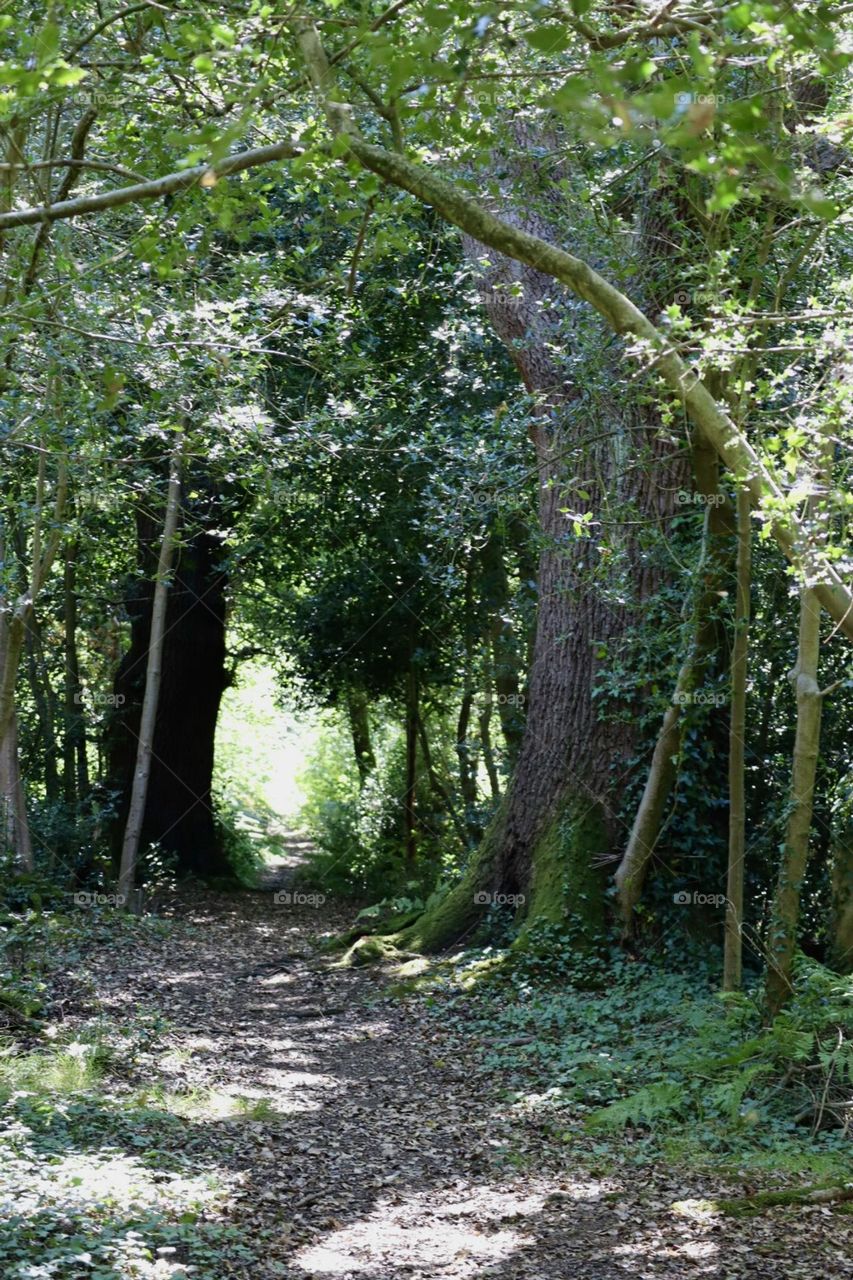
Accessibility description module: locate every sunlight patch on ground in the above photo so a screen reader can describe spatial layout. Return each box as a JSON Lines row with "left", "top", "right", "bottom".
{"left": 0, "top": 1147, "right": 227, "bottom": 1217}
{"left": 293, "top": 1185, "right": 550, "bottom": 1276}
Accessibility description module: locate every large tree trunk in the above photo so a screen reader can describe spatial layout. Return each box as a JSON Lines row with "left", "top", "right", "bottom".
{"left": 109, "top": 477, "right": 231, "bottom": 881}
{"left": 399, "top": 140, "right": 687, "bottom": 951}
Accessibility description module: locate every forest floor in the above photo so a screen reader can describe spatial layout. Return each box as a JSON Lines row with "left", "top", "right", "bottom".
{"left": 2, "top": 843, "right": 852, "bottom": 1279}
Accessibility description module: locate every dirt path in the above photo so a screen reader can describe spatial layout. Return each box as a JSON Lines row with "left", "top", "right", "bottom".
{"left": 72, "top": 877, "right": 852, "bottom": 1280}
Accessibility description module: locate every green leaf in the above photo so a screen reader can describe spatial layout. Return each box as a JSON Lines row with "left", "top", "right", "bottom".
{"left": 526, "top": 25, "right": 572, "bottom": 54}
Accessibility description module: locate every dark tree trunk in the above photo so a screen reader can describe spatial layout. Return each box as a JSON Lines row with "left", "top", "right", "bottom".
{"left": 108, "top": 495, "right": 230, "bottom": 880}
{"left": 63, "top": 539, "right": 89, "bottom": 809}
{"left": 480, "top": 532, "right": 524, "bottom": 764}
{"left": 346, "top": 687, "right": 375, "bottom": 784}
{"left": 24, "top": 613, "right": 60, "bottom": 803}
{"left": 456, "top": 557, "right": 479, "bottom": 811}
{"left": 403, "top": 665, "right": 418, "bottom": 871}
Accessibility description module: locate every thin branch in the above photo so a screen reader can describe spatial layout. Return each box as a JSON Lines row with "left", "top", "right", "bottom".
{"left": 68, "top": 1, "right": 171, "bottom": 57}
{"left": 0, "top": 138, "right": 302, "bottom": 229}
{"left": 0, "top": 158, "right": 146, "bottom": 182}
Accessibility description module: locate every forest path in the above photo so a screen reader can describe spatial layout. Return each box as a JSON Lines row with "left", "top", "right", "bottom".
{"left": 77, "top": 876, "right": 851, "bottom": 1280}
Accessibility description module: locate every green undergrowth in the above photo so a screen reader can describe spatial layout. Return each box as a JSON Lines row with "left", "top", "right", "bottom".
{"left": 0, "top": 1013, "right": 272, "bottom": 1278}
{"left": 413, "top": 937, "right": 853, "bottom": 1183}
{"left": 0, "top": 908, "right": 271, "bottom": 1278}
{"left": 1, "top": 904, "right": 173, "bottom": 1030}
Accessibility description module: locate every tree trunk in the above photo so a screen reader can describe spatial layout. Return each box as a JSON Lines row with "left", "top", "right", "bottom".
{"left": 108, "top": 487, "right": 231, "bottom": 880}
{"left": 24, "top": 612, "right": 60, "bottom": 804}
{"left": 765, "top": 586, "right": 823, "bottom": 1016}
{"left": 478, "top": 680, "right": 501, "bottom": 801}
{"left": 613, "top": 428, "right": 735, "bottom": 925}
{"left": 0, "top": 706, "right": 32, "bottom": 871}
{"left": 416, "top": 709, "right": 469, "bottom": 849}
{"left": 397, "top": 139, "right": 687, "bottom": 951}
{"left": 456, "top": 685, "right": 477, "bottom": 807}
{"left": 723, "top": 486, "right": 752, "bottom": 991}
{"left": 63, "top": 539, "right": 89, "bottom": 808}
{"left": 0, "top": 447, "right": 67, "bottom": 858}
{"left": 824, "top": 788, "right": 850, "bottom": 967}
{"left": 480, "top": 532, "right": 524, "bottom": 764}
{"left": 829, "top": 809, "right": 853, "bottom": 975}
{"left": 117, "top": 435, "right": 183, "bottom": 903}
{"left": 403, "top": 664, "right": 418, "bottom": 871}
{"left": 338, "top": 135, "right": 853, "bottom": 645}
{"left": 456, "top": 558, "right": 479, "bottom": 811}
{"left": 346, "top": 687, "right": 375, "bottom": 785}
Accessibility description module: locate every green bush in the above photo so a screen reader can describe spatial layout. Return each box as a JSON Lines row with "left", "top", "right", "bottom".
{"left": 297, "top": 714, "right": 459, "bottom": 901}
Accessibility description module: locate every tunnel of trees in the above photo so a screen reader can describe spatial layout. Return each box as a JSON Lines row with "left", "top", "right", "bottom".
{"left": 2, "top": 1, "right": 853, "bottom": 1006}
{"left": 4, "top": 6, "right": 853, "bottom": 1271}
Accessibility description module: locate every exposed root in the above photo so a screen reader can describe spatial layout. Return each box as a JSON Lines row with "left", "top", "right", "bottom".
{"left": 674, "top": 1183, "right": 853, "bottom": 1217}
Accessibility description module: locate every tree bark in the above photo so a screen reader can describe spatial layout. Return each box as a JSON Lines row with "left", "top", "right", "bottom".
{"left": 765, "top": 586, "right": 823, "bottom": 1016}
{"left": 397, "top": 132, "right": 686, "bottom": 951}
{"left": 63, "top": 539, "right": 89, "bottom": 808}
{"left": 723, "top": 486, "right": 752, "bottom": 991}
{"left": 346, "top": 687, "right": 375, "bottom": 785}
{"left": 480, "top": 532, "right": 524, "bottom": 764}
{"left": 403, "top": 664, "right": 418, "bottom": 871}
{"left": 117, "top": 433, "right": 183, "bottom": 904}
{"left": 613, "top": 442, "right": 734, "bottom": 926}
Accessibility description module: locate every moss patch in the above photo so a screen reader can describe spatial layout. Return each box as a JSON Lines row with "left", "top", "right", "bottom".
{"left": 518, "top": 792, "right": 608, "bottom": 944}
